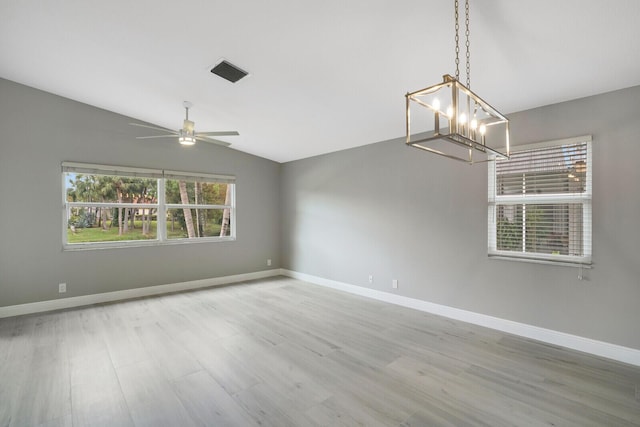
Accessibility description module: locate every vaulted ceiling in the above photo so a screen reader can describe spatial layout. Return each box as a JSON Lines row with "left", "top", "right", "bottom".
{"left": 2, "top": 0, "right": 639, "bottom": 162}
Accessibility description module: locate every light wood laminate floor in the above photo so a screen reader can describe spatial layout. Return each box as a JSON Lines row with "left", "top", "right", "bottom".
{"left": 1, "top": 276, "right": 639, "bottom": 426}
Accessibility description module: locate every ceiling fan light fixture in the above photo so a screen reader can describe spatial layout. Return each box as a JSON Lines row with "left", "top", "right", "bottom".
{"left": 178, "top": 130, "right": 196, "bottom": 146}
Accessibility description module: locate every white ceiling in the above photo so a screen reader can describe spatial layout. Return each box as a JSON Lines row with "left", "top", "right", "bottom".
{"left": 2, "top": 1, "right": 639, "bottom": 163}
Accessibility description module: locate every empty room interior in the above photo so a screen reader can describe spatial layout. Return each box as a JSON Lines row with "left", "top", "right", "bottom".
{"left": 1, "top": 1, "right": 640, "bottom": 426}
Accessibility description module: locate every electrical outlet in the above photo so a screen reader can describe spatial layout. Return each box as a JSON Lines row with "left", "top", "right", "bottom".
{"left": 368, "top": 275, "right": 373, "bottom": 284}
{"left": 267, "top": 259, "right": 272, "bottom": 266}
{"left": 392, "top": 279, "right": 398, "bottom": 289}
{"left": 58, "top": 283, "right": 67, "bottom": 293}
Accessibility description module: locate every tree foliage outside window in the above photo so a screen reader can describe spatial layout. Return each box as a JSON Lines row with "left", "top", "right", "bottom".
{"left": 165, "top": 179, "right": 232, "bottom": 240}
{"left": 66, "top": 174, "right": 158, "bottom": 239}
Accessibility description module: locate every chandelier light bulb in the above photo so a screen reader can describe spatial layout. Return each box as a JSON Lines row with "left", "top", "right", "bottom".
{"left": 470, "top": 118, "right": 478, "bottom": 129}
{"left": 446, "top": 106, "right": 454, "bottom": 119}
{"left": 459, "top": 113, "right": 467, "bottom": 124}
{"left": 479, "top": 123, "right": 487, "bottom": 144}
{"left": 432, "top": 98, "right": 442, "bottom": 135}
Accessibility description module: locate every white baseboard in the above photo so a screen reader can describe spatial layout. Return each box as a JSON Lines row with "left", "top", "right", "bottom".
{"left": 0, "top": 269, "right": 282, "bottom": 319}
{"left": 280, "top": 269, "right": 640, "bottom": 367}
{"left": 4, "top": 268, "right": 638, "bottom": 367}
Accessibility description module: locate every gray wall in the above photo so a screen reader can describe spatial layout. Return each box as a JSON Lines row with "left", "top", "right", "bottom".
{"left": 280, "top": 85, "right": 640, "bottom": 350}
{"left": 0, "top": 79, "right": 280, "bottom": 306}
{"left": 3, "top": 76, "right": 639, "bottom": 351}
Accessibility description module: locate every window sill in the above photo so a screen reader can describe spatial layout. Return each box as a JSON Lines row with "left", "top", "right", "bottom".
{"left": 63, "top": 236, "right": 236, "bottom": 251}
{"left": 488, "top": 254, "right": 592, "bottom": 268}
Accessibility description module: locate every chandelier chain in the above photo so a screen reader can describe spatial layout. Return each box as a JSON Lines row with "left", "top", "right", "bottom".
{"left": 454, "top": 0, "right": 460, "bottom": 81}
{"left": 465, "top": 0, "right": 470, "bottom": 88}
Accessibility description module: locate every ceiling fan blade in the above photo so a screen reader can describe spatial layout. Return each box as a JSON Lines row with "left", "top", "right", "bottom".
{"left": 196, "top": 131, "right": 240, "bottom": 137}
{"left": 129, "top": 122, "right": 176, "bottom": 133}
{"left": 195, "top": 136, "right": 232, "bottom": 147}
{"left": 135, "top": 135, "right": 178, "bottom": 139}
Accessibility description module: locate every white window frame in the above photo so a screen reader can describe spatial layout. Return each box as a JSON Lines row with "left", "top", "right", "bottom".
{"left": 163, "top": 170, "right": 236, "bottom": 243}
{"left": 488, "top": 136, "right": 592, "bottom": 266}
{"left": 62, "top": 162, "right": 236, "bottom": 250}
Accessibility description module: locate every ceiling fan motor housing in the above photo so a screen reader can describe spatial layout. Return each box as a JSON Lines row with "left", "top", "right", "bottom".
{"left": 183, "top": 119, "right": 195, "bottom": 133}
{"left": 178, "top": 124, "right": 196, "bottom": 145}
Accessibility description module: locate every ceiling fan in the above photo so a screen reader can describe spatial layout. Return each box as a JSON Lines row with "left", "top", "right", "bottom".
{"left": 130, "top": 101, "right": 238, "bottom": 147}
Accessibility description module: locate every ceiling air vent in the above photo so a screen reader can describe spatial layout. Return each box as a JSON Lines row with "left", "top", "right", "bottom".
{"left": 210, "top": 59, "right": 249, "bottom": 83}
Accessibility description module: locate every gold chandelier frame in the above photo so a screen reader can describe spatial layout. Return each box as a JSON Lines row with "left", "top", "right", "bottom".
{"left": 406, "top": 74, "right": 509, "bottom": 164}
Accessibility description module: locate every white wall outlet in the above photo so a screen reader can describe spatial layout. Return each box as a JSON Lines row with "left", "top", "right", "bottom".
{"left": 392, "top": 279, "right": 398, "bottom": 289}
{"left": 267, "top": 259, "right": 272, "bottom": 266}
{"left": 58, "top": 283, "right": 67, "bottom": 293}
{"left": 368, "top": 275, "right": 373, "bottom": 283}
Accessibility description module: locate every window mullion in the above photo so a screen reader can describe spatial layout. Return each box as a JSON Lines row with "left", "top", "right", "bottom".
{"left": 231, "top": 183, "right": 237, "bottom": 238}
{"left": 495, "top": 194, "right": 591, "bottom": 204}
{"left": 521, "top": 174, "right": 526, "bottom": 253}
{"left": 67, "top": 202, "right": 160, "bottom": 209}
{"left": 158, "top": 178, "right": 166, "bottom": 242}
{"left": 166, "top": 204, "right": 231, "bottom": 210}
{"left": 62, "top": 172, "right": 68, "bottom": 247}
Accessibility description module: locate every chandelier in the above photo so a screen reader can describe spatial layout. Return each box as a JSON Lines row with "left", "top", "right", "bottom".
{"left": 405, "top": 0, "right": 510, "bottom": 164}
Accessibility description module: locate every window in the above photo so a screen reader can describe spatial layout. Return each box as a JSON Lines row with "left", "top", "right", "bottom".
{"left": 488, "top": 136, "right": 592, "bottom": 265}
{"left": 63, "top": 163, "right": 235, "bottom": 249}
{"left": 164, "top": 171, "right": 234, "bottom": 240}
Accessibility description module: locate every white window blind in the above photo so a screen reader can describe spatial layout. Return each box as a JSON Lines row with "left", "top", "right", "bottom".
{"left": 62, "top": 162, "right": 164, "bottom": 179}
{"left": 488, "top": 136, "right": 592, "bottom": 265}
{"left": 163, "top": 170, "right": 235, "bottom": 184}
